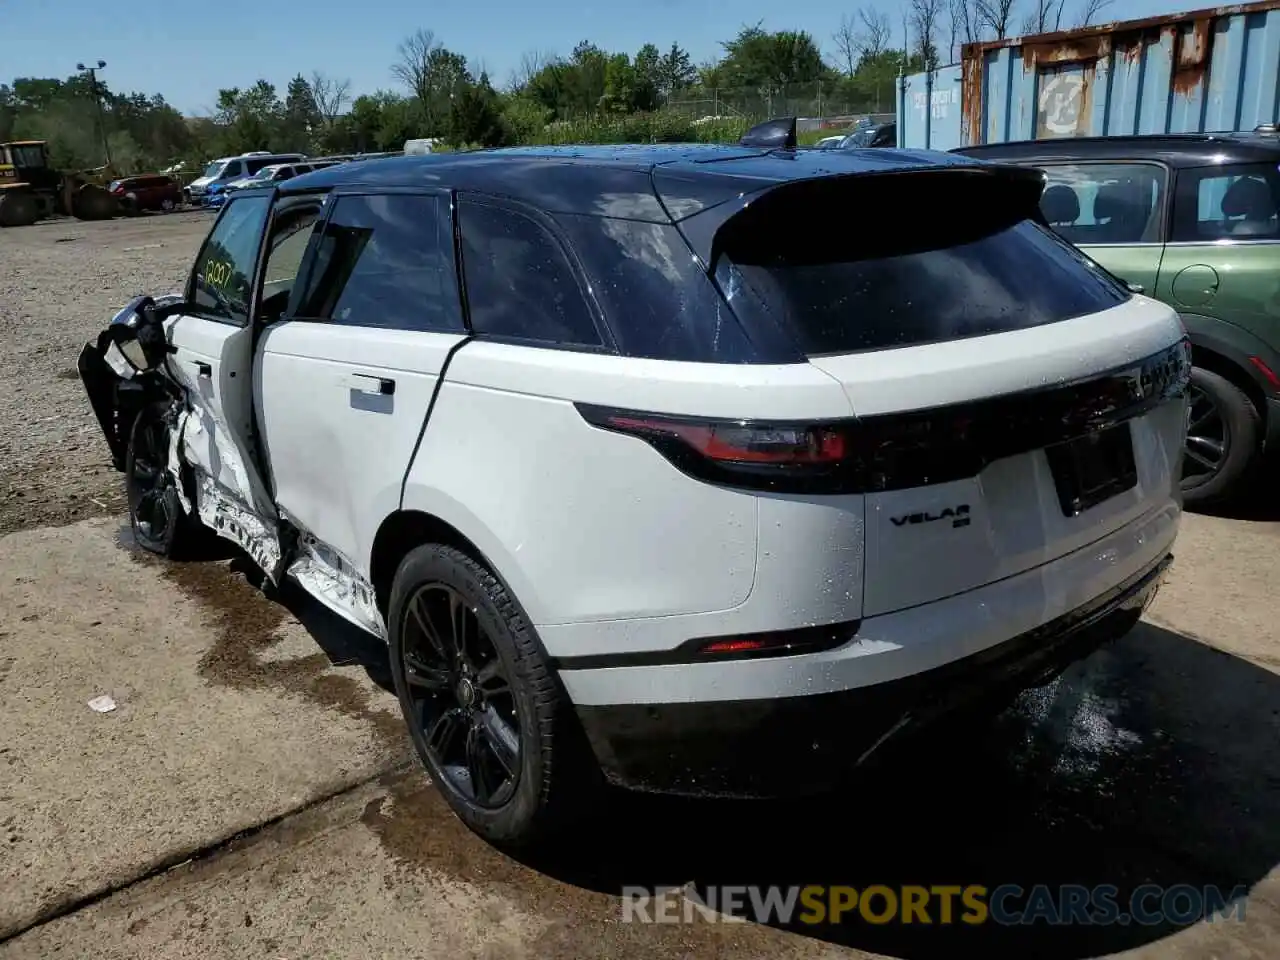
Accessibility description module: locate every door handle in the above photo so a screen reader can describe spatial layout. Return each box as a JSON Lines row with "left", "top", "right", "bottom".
{"left": 343, "top": 373, "right": 395, "bottom": 396}
{"left": 193, "top": 361, "right": 212, "bottom": 378}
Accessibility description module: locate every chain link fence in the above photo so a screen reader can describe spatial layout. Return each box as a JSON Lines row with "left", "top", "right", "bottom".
{"left": 666, "top": 82, "right": 899, "bottom": 126}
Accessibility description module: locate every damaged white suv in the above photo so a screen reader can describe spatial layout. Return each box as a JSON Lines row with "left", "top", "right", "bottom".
{"left": 79, "top": 128, "right": 1189, "bottom": 847}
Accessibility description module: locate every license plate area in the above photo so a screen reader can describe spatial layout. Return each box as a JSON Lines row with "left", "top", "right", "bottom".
{"left": 1045, "top": 422, "right": 1138, "bottom": 517}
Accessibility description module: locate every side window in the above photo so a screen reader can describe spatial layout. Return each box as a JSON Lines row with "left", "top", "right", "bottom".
{"left": 258, "top": 201, "right": 324, "bottom": 323}
{"left": 245, "top": 158, "right": 272, "bottom": 175}
{"left": 294, "top": 193, "right": 463, "bottom": 332}
{"left": 557, "top": 214, "right": 755, "bottom": 361}
{"left": 1038, "top": 162, "right": 1167, "bottom": 245}
{"left": 457, "top": 198, "right": 601, "bottom": 347}
{"left": 221, "top": 160, "right": 243, "bottom": 179}
{"left": 1172, "top": 163, "right": 1280, "bottom": 241}
{"left": 189, "top": 195, "right": 271, "bottom": 325}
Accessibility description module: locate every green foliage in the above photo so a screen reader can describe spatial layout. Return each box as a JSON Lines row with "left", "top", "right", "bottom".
{"left": 1, "top": 25, "right": 904, "bottom": 178}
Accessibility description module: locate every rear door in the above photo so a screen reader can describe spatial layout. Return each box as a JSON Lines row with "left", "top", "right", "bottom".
{"left": 164, "top": 192, "right": 277, "bottom": 527}
{"left": 255, "top": 187, "right": 468, "bottom": 586}
{"left": 1035, "top": 160, "right": 1169, "bottom": 296}
{"left": 710, "top": 169, "right": 1186, "bottom": 617}
{"left": 1158, "top": 162, "right": 1280, "bottom": 328}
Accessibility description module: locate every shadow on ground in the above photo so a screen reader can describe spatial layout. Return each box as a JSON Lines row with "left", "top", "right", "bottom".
{"left": 1192, "top": 457, "right": 1280, "bottom": 523}
{"left": 147, "top": 534, "right": 1279, "bottom": 959}
{"left": 505, "top": 621, "right": 1277, "bottom": 959}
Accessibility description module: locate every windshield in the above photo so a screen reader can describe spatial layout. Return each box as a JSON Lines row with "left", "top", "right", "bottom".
{"left": 201, "top": 161, "right": 226, "bottom": 179}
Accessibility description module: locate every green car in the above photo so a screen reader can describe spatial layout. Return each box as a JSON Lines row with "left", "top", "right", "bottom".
{"left": 956, "top": 133, "right": 1280, "bottom": 507}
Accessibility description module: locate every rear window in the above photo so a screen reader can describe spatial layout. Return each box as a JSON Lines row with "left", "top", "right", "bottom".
{"left": 722, "top": 216, "right": 1130, "bottom": 355}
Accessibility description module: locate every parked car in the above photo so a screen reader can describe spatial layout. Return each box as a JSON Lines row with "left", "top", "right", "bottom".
{"left": 184, "top": 152, "right": 305, "bottom": 205}
{"left": 77, "top": 122, "right": 1187, "bottom": 848}
{"left": 841, "top": 121, "right": 896, "bottom": 149}
{"left": 207, "top": 161, "right": 340, "bottom": 208}
{"left": 956, "top": 132, "right": 1280, "bottom": 506}
{"left": 108, "top": 174, "right": 183, "bottom": 213}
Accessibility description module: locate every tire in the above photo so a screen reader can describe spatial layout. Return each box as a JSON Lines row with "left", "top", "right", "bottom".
{"left": 1180, "top": 366, "right": 1261, "bottom": 507}
{"left": 388, "top": 544, "right": 596, "bottom": 847}
{"left": 0, "top": 190, "right": 39, "bottom": 227}
{"left": 124, "top": 403, "right": 201, "bottom": 558}
{"left": 72, "top": 184, "right": 118, "bottom": 221}
{"left": 160, "top": 198, "right": 176, "bottom": 212}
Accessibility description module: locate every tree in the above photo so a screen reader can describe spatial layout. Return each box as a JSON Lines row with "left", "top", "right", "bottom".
{"left": 1021, "top": 0, "right": 1067, "bottom": 34}
{"left": 1077, "top": 0, "right": 1113, "bottom": 27}
{"left": 310, "top": 71, "right": 351, "bottom": 126}
{"left": 448, "top": 74, "right": 508, "bottom": 147}
{"left": 633, "top": 43, "right": 662, "bottom": 109}
{"left": 950, "top": 0, "right": 984, "bottom": 46}
{"left": 282, "top": 74, "right": 321, "bottom": 151}
{"left": 833, "top": 15, "right": 861, "bottom": 78}
{"left": 911, "top": 0, "right": 947, "bottom": 70}
{"left": 976, "top": 0, "right": 1019, "bottom": 39}
{"left": 658, "top": 43, "right": 697, "bottom": 99}
{"left": 392, "top": 28, "right": 441, "bottom": 103}
{"left": 215, "top": 81, "right": 283, "bottom": 153}
{"left": 719, "top": 24, "right": 828, "bottom": 89}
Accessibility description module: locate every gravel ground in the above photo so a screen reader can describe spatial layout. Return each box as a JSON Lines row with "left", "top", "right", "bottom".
{"left": 0, "top": 213, "right": 213, "bottom": 535}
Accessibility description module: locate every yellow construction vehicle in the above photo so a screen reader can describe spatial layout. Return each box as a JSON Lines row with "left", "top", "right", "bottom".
{"left": 0, "top": 140, "right": 120, "bottom": 227}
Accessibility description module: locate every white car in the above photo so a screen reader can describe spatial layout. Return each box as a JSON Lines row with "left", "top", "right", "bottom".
{"left": 78, "top": 123, "right": 1189, "bottom": 847}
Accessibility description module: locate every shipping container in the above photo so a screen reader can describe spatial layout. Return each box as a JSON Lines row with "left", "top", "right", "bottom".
{"left": 896, "top": 0, "right": 1280, "bottom": 151}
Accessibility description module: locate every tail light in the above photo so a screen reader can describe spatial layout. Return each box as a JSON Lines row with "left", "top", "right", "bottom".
{"left": 574, "top": 340, "right": 1189, "bottom": 496}
{"left": 575, "top": 404, "right": 855, "bottom": 494}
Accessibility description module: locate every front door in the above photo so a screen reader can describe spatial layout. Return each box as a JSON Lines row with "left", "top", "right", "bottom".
{"left": 164, "top": 193, "right": 277, "bottom": 568}
{"left": 254, "top": 188, "right": 468, "bottom": 629}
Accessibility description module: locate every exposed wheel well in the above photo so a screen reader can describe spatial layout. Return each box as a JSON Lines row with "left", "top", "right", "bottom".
{"left": 369, "top": 510, "right": 491, "bottom": 618}
{"left": 1190, "top": 345, "right": 1268, "bottom": 439}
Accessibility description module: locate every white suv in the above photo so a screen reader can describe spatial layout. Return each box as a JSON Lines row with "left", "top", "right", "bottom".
{"left": 78, "top": 129, "right": 1188, "bottom": 847}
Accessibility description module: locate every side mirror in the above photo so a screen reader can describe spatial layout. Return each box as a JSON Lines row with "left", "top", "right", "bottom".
{"left": 101, "top": 295, "right": 173, "bottom": 378}
{"left": 1124, "top": 280, "right": 1145, "bottom": 294}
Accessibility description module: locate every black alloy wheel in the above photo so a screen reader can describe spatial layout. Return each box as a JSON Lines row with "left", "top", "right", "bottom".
{"left": 400, "top": 583, "right": 522, "bottom": 808}
{"left": 1183, "top": 383, "right": 1227, "bottom": 482}
{"left": 1179, "top": 367, "right": 1260, "bottom": 507}
{"left": 125, "top": 405, "right": 182, "bottom": 553}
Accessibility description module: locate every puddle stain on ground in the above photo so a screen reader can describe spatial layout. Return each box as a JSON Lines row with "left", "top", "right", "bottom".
{"left": 358, "top": 772, "right": 819, "bottom": 959}
{"left": 115, "top": 525, "right": 407, "bottom": 752}
{"left": 107, "top": 525, "right": 1280, "bottom": 958}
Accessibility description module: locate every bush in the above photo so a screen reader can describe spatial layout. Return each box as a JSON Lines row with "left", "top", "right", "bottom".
{"left": 524, "top": 110, "right": 750, "bottom": 146}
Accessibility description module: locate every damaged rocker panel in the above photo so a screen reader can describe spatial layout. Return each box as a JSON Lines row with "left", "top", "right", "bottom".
{"left": 78, "top": 299, "right": 389, "bottom": 643}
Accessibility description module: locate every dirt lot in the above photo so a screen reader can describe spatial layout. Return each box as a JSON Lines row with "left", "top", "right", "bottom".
{"left": 1, "top": 215, "right": 1279, "bottom": 960}
{"left": 0, "top": 213, "right": 212, "bottom": 536}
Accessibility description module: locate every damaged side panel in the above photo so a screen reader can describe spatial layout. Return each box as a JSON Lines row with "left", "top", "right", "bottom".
{"left": 78, "top": 298, "right": 387, "bottom": 640}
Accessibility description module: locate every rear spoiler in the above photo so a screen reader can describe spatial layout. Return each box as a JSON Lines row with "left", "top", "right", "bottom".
{"left": 675, "top": 163, "right": 1049, "bottom": 269}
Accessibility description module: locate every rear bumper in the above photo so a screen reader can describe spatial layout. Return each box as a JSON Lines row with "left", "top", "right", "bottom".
{"left": 575, "top": 553, "right": 1170, "bottom": 798}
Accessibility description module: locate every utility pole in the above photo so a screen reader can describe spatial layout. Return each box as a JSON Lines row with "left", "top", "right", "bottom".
{"left": 76, "top": 60, "right": 112, "bottom": 170}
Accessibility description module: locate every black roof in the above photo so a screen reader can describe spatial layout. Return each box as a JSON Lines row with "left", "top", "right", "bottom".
{"left": 279, "top": 143, "right": 990, "bottom": 222}
{"left": 954, "top": 132, "right": 1280, "bottom": 169}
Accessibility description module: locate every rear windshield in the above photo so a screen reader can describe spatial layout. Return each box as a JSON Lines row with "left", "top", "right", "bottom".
{"left": 723, "top": 218, "right": 1130, "bottom": 355}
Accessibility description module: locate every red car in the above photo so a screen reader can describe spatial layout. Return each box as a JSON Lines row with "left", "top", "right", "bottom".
{"left": 108, "top": 175, "right": 183, "bottom": 213}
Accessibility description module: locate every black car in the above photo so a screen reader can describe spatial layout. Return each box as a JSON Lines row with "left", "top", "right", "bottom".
{"left": 956, "top": 133, "right": 1280, "bottom": 505}
{"left": 842, "top": 121, "right": 897, "bottom": 149}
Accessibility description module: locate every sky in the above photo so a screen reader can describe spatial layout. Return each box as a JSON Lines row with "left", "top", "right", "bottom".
{"left": 2, "top": 0, "right": 1190, "bottom": 114}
